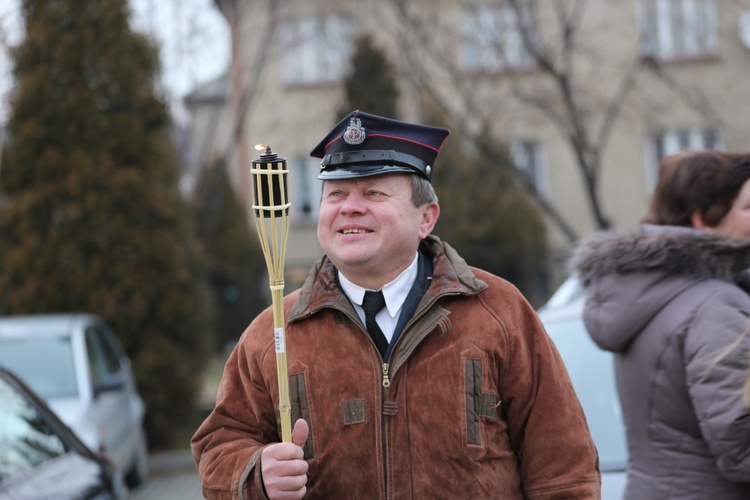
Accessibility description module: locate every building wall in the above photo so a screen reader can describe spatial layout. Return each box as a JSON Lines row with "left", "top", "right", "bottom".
{"left": 181, "top": 74, "right": 235, "bottom": 195}
{"left": 194, "top": 0, "right": 750, "bottom": 290}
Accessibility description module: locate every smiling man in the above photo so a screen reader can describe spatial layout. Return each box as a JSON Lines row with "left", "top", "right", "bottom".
{"left": 316, "top": 172, "right": 437, "bottom": 290}
{"left": 192, "top": 110, "right": 601, "bottom": 499}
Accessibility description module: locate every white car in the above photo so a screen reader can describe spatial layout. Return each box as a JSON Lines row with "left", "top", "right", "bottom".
{"left": 537, "top": 278, "right": 627, "bottom": 499}
{"left": 0, "top": 314, "right": 149, "bottom": 487}
{"left": 0, "top": 366, "right": 128, "bottom": 499}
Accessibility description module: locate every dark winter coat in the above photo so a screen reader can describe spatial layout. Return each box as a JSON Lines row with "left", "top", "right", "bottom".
{"left": 192, "top": 236, "right": 601, "bottom": 499}
{"left": 572, "top": 224, "right": 750, "bottom": 499}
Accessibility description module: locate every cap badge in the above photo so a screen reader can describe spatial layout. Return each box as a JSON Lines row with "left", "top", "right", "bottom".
{"left": 342, "top": 116, "right": 366, "bottom": 145}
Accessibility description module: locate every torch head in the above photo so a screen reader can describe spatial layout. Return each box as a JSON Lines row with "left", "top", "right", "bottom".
{"left": 252, "top": 145, "right": 289, "bottom": 218}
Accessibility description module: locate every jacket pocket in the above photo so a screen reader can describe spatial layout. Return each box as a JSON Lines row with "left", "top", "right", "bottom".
{"left": 276, "top": 372, "right": 315, "bottom": 459}
{"left": 465, "top": 357, "right": 501, "bottom": 446}
{"left": 342, "top": 399, "right": 366, "bottom": 425}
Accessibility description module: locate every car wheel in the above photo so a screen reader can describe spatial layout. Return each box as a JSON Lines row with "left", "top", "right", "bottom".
{"left": 125, "top": 427, "right": 149, "bottom": 488}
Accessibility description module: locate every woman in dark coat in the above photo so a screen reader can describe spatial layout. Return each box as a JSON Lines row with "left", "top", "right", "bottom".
{"left": 573, "top": 150, "right": 750, "bottom": 499}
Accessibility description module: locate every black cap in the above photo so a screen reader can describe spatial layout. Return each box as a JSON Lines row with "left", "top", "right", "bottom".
{"left": 310, "top": 110, "right": 451, "bottom": 181}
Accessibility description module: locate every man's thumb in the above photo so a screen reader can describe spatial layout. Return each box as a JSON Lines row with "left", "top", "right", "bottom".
{"left": 292, "top": 418, "right": 309, "bottom": 448}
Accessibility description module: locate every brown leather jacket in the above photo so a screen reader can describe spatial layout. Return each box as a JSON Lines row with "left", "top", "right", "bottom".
{"left": 192, "top": 236, "right": 601, "bottom": 499}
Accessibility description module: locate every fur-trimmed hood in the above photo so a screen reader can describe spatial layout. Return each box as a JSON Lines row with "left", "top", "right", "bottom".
{"left": 570, "top": 224, "right": 750, "bottom": 352}
{"left": 572, "top": 224, "right": 750, "bottom": 285}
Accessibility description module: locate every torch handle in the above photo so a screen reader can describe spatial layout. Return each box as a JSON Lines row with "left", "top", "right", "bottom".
{"left": 271, "top": 285, "right": 292, "bottom": 443}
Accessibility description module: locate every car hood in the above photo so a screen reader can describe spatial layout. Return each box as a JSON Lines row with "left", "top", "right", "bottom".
{"left": 45, "top": 397, "right": 98, "bottom": 448}
{"left": 0, "top": 452, "right": 116, "bottom": 499}
{"left": 46, "top": 396, "right": 86, "bottom": 424}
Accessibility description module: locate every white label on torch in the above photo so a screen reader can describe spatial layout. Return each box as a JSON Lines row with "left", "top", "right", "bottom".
{"left": 275, "top": 328, "right": 286, "bottom": 353}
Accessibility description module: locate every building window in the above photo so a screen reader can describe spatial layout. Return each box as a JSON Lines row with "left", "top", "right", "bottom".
{"left": 645, "top": 127, "right": 723, "bottom": 190}
{"left": 510, "top": 140, "right": 549, "bottom": 199}
{"left": 279, "top": 15, "right": 356, "bottom": 87}
{"left": 292, "top": 156, "right": 322, "bottom": 223}
{"left": 460, "top": 4, "right": 535, "bottom": 73}
{"left": 639, "top": 0, "right": 717, "bottom": 61}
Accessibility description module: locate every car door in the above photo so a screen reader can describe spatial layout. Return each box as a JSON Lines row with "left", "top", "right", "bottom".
{"left": 85, "top": 325, "right": 134, "bottom": 471}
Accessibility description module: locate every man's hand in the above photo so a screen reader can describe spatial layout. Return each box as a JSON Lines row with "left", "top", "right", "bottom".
{"left": 260, "top": 419, "right": 310, "bottom": 499}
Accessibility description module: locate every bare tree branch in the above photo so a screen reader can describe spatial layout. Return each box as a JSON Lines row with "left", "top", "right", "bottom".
{"left": 389, "top": 0, "right": 580, "bottom": 241}
{"left": 643, "top": 57, "right": 723, "bottom": 126}
{"left": 595, "top": 54, "right": 643, "bottom": 153}
{"left": 384, "top": 0, "right": 726, "bottom": 233}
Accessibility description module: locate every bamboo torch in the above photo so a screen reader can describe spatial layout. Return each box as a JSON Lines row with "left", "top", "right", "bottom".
{"left": 251, "top": 144, "right": 292, "bottom": 443}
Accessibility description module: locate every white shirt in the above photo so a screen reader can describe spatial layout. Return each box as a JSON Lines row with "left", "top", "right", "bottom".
{"left": 338, "top": 252, "right": 419, "bottom": 342}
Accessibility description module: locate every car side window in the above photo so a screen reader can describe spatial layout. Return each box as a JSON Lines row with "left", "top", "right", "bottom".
{"left": 85, "top": 327, "right": 122, "bottom": 388}
{"left": 0, "top": 377, "right": 66, "bottom": 481}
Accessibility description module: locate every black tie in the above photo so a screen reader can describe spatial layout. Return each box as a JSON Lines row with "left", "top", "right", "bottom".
{"left": 361, "top": 291, "right": 388, "bottom": 358}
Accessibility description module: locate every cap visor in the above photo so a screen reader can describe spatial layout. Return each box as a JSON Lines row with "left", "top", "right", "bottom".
{"left": 317, "top": 164, "right": 420, "bottom": 180}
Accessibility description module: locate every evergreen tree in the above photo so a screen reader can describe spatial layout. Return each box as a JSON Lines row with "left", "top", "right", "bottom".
{"left": 428, "top": 110, "right": 549, "bottom": 305}
{"left": 0, "top": 0, "right": 214, "bottom": 447}
{"left": 192, "top": 157, "right": 267, "bottom": 353}
{"left": 337, "top": 34, "right": 399, "bottom": 119}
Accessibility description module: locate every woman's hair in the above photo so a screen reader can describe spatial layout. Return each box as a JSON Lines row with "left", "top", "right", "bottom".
{"left": 642, "top": 150, "right": 750, "bottom": 227}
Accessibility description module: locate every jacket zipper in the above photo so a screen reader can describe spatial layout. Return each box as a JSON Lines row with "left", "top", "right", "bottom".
{"left": 336, "top": 305, "right": 440, "bottom": 498}
{"left": 378, "top": 303, "right": 441, "bottom": 499}
{"left": 381, "top": 362, "right": 390, "bottom": 498}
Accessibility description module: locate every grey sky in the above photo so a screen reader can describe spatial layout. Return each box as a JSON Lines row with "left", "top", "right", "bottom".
{"left": 0, "top": 0, "right": 230, "bottom": 124}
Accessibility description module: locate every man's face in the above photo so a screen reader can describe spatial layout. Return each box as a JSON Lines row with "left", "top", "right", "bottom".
{"left": 317, "top": 173, "right": 439, "bottom": 288}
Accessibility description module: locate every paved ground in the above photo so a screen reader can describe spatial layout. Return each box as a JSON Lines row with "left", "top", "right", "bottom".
{"left": 129, "top": 365, "right": 220, "bottom": 499}
{"left": 130, "top": 448, "right": 203, "bottom": 500}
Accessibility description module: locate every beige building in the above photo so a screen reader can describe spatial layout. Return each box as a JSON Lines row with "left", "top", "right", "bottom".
{"left": 187, "top": 0, "right": 750, "bottom": 290}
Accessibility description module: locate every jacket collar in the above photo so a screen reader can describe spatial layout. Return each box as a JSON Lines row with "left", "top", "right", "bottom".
{"left": 288, "top": 235, "right": 487, "bottom": 323}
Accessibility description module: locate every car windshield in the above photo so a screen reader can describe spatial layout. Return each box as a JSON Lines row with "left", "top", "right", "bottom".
{"left": 545, "top": 316, "right": 628, "bottom": 472}
{"left": 0, "top": 376, "right": 67, "bottom": 480}
{"left": 0, "top": 338, "right": 78, "bottom": 398}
